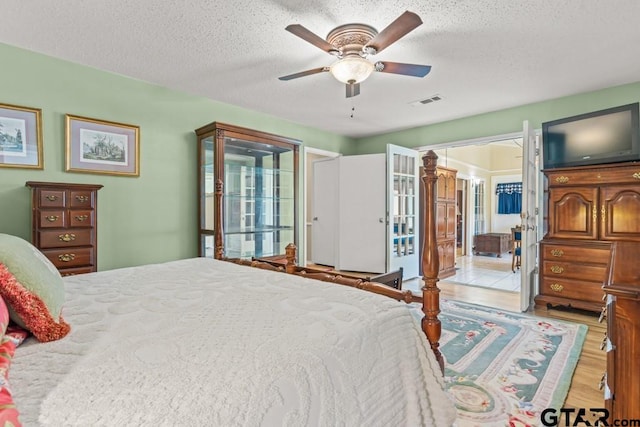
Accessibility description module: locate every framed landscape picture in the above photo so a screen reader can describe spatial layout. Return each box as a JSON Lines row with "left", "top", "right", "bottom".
{"left": 65, "top": 114, "right": 140, "bottom": 176}
{"left": 0, "top": 103, "right": 43, "bottom": 169}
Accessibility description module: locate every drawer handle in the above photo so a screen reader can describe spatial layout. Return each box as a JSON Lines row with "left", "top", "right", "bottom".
{"left": 550, "top": 265, "right": 564, "bottom": 274}
{"left": 633, "top": 172, "right": 640, "bottom": 180}
{"left": 550, "top": 249, "right": 564, "bottom": 257}
{"left": 45, "top": 215, "right": 59, "bottom": 222}
{"left": 75, "top": 195, "right": 90, "bottom": 203}
{"left": 58, "top": 233, "right": 76, "bottom": 242}
{"left": 58, "top": 253, "right": 76, "bottom": 262}
{"left": 75, "top": 214, "right": 89, "bottom": 222}
{"left": 46, "top": 195, "right": 59, "bottom": 201}
{"left": 555, "top": 176, "right": 569, "bottom": 184}
{"left": 550, "top": 283, "right": 563, "bottom": 292}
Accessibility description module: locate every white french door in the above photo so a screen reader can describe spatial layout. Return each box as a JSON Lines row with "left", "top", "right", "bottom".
{"left": 520, "top": 121, "right": 538, "bottom": 312}
{"left": 387, "top": 144, "right": 420, "bottom": 279}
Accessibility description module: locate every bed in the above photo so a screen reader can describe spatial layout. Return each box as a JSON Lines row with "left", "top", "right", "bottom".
{"left": 4, "top": 151, "right": 456, "bottom": 426}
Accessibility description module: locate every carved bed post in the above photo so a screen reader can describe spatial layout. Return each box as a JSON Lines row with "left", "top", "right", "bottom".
{"left": 214, "top": 179, "right": 224, "bottom": 260}
{"left": 421, "top": 150, "right": 444, "bottom": 373}
{"left": 285, "top": 243, "right": 297, "bottom": 274}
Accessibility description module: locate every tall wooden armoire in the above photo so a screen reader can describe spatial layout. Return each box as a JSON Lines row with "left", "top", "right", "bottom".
{"left": 419, "top": 165, "right": 457, "bottom": 278}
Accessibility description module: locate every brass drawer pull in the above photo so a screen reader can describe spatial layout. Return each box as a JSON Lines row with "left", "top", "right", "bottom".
{"left": 45, "top": 215, "right": 59, "bottom": 222}
{"left": 58, "top": 233, "right": 76, "bottom": 242}
{"left": 550, "top": 249, "right": 564, "bottom": 257}
{"left": 555, "top": 176, "right": 569, "bottom": 184}
{"left": 550, "top": 283, "right": 563, "bottom": 292}
{"left": 550, "top": 265, "right": 564, "bottom": 274}
{"left": 633, "top": 172, "right": 640, "bottom": 180}
{"left": 58, "top": 253, "right": 76, "bottom": 262}
{"left": 75, "top": 214, "right": 89, "bottom": 222}
{"left": 46, "top": 195, "right": 59, "bottom": 201}
{"left": 75, "top": 195, "right": 90, "bottom": 203}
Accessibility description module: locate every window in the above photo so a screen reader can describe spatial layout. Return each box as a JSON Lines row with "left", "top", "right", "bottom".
{"left": 496, "top": 182, "right": 522, "bottom": 214}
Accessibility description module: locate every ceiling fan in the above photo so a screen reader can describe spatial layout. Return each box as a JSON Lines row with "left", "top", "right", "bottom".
{"left": 279, "top": 11, "right": 431, "bottom": 98}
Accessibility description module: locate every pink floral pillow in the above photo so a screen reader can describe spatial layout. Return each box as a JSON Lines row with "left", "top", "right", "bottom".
{"left": 0, "top": 264, "right": 69, "bottom": 342}
{"left": 0, "top": 295, "right": 22, "bottom": 426}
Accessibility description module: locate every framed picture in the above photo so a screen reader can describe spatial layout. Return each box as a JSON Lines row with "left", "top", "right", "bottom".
{"left": 0, "top": 103, "right": 43, "bottom": 169}
{"left": 65, "top": 114, "right": 140, "bottom": 176}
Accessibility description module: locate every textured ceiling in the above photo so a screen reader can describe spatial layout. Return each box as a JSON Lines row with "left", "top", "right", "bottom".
{"left": 2, "top": 1, "right": 640, "bottom": 138}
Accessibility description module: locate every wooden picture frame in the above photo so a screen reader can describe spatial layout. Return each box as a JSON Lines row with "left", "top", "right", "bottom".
{"left": 65, "top": 114, "right": 140, "bottom": 176}
{"left": 0, "top": 103, "right": 43, "bottom": 169}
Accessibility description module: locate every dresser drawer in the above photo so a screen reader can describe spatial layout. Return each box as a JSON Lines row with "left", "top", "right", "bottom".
{"left": 546, "top": 163, "right": 640, "bottom": 187}
{"left": 39, "top": 190, "right": 66, "bottom": 208}
{"left": 540, "top": 277, "right": 605, "bottom": 303}
{"left": 42, "top": 247, "right": 94, "bottom": 269}
{"left": 60, "top": 266, "right": 96, "bottom": 276}
{"left": 38, "top": 210, "right": 67, "bottom": 228}
{"left": 69, "top": 210, "right": 95, "bottom": 227}
{"left": 541, "top": 260, "right": 609, "bottom": 281}
{"left": 69, "top": 190, "right": 95, "bottom": 208}
{"left": 38, "top": 229, "right": 94, "bottom": 248}
{"left": 541, "top": 244, "right": 611, "bottom": 264}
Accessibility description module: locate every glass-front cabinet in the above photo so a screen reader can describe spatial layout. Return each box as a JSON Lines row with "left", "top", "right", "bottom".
{"left": 196, "top": 122, "right": 300, "bottom": 260}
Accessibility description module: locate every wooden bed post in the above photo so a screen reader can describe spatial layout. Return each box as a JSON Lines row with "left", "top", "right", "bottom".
{"left": 421, "top": 150, "right": 445, "bottom": 373}
{"left": 214, "top": 179, "right": 224, "bottom": 260}
{"left": 285, "top": 243, "right": 297, "bottom": 274}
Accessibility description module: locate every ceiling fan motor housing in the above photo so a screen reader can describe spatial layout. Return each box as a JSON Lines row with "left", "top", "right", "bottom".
{"left": 326, "top": 23, "right": 378, "bottom": 57}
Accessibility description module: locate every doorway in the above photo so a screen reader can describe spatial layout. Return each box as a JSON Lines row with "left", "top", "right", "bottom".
{"left": 421, "top": 134, "right": 526, "bottom": 295}
{"left": 303, "top": 147, "right": 339, "bottom": 266}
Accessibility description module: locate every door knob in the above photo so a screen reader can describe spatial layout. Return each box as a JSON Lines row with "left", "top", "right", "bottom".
{"left": 379, "top": 218, "right": 384, "bottom": 223}
{"left": 313, "top": 217, "right": 318, "bottom": 221}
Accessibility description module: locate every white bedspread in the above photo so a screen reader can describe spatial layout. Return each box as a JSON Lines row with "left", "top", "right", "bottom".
{"left": 11, "top": 258, "right": 456, "bottom": 426}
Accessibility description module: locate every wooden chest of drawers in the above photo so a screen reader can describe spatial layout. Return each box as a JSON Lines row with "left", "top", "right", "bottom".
{"left": 603, "top": 241, "right": 640, "bottom": 421}
{"left": 26, "top": 181, "right": 103, "bottom": 276}
{"left": 535, "top": 240, "right": 612, "bottom": 311}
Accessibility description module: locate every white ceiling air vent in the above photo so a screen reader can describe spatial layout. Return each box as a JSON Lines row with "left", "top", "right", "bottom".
{"left": 410, "top": 94, "right": 442, "bottom": 107}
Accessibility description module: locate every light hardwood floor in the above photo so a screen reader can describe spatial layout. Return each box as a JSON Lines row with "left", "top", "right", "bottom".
{"left": 404, "top": 277, "right": 606, "bottom": 411}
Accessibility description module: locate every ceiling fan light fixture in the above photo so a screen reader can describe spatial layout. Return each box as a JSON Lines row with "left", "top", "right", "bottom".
{"left": 329, "top": 56, "right": 374, "bottom": 84}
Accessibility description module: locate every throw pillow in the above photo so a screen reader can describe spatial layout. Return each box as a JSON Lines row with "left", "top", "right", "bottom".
{"left": 0, "top": 233, "right": 69, "bottom": 341}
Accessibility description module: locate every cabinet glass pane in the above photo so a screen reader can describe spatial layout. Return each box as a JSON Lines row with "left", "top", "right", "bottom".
{"left": 223, "top": 137, "right": 295, "bottom": 259}
{"left": 201, "top": 136, "right": 214, "bottom": 230}
{"left": 201, "top": 234, "right": 214, "bottom": 258}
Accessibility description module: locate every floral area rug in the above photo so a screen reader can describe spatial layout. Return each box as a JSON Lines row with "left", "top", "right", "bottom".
{"left": 439, "top": 299, "right": 587, "bottom": 426}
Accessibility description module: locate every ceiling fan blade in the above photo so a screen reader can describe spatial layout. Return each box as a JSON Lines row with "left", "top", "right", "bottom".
{"left": 376, "top": 61, "right": 431, "bottom": 77}
{"left": 285, "top": 24, "right": 339, "bottom": 54}
{"left": 366, "top": 11, "right": 423, "bottom": 54}
{"left": 346, "top": 82, "right": 360, "bottom": 98}
{"left": 278, "top": 67, "right": 329, "bottom": 81}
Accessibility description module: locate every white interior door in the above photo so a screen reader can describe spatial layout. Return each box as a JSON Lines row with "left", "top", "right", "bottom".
{"left": 336, "top": 154, "right": 386, "bottom": 273}
{"left": 387, "top": 144, "right": 420, "bottom": 279}
{"left": 311, "top": 158, "right": 338, "bottom": 266}
{"left": 520, "top": 121, "right": 538, "bottom": 311}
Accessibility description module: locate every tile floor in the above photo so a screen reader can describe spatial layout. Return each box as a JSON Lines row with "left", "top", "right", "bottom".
{"left": 443, "top": 254, "right": 521, "bottom": 292}
{"left": 404, "top": 254, "right": 521, "bottom": 293}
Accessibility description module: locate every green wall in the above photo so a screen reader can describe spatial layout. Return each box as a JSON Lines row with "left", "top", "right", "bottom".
{"left": 3, "top": 41, "right": 639, "bottom": 271}
{"left": 0, "top": 43, "right": 353, "bottom": 270}
{"left": 352, "top": 81, "right": 640, "bottom": 154}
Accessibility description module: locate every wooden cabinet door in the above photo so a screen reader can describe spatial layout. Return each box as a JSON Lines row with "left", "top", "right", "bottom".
{"left": 445, "top": 202, "right": 457, "bottom": 239}
{"left": 600, "top": 185, "right": 640, "bottom": 241}
{"left": 547, "top": 187, "right": 598, "bottom": 239}
{"left": 436, "top": 201, "right": 447, "bottom": 239}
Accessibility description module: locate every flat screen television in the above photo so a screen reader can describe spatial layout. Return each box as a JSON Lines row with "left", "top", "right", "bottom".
{"left": 542, "top": 103, "right": 640, "bottom": 169}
